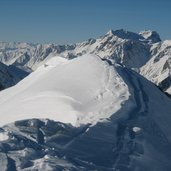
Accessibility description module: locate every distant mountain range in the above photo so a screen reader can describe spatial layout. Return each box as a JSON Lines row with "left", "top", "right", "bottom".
{"left": 0, "top": 29, "right": 170, "bottom": 95}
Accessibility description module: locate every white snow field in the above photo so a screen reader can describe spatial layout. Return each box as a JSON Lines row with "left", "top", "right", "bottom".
{"left": 0, "top": 54, "right": 129, "bottom": 126}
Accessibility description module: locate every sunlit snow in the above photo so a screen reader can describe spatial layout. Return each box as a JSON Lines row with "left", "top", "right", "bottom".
{"left": 0, "top": 54, "right": 129, "bottom": 126}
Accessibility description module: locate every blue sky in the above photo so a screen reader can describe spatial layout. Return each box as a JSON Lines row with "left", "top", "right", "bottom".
{"left": 0, "top": 0, "right": 171, "bottom": 44}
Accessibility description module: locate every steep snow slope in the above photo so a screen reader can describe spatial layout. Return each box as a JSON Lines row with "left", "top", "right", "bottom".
{"left": 0, "top": 59, "right": 171, "bottom": 170}
{"left": 0, "top": 62, "right": 28, "bottom": 90}
{"left": 0, "top": 54, "right": 129, "bottom": 126}
{"left": 141, "top": 40, "right": 171, "bottom": 94}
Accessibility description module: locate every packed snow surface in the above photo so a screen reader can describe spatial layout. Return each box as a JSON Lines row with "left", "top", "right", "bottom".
{"left": 0, "top": 54, "right": 129, "bottom": 126}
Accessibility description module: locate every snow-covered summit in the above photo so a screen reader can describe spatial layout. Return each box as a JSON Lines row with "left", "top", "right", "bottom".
{"left": 0, "top": 54, "right": 129, "bottom": 126}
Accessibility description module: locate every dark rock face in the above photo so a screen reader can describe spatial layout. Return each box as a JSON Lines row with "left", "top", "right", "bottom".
{"left": 139, "top": 30, "right": 161, "bottom": 44}
{"left": 158, "top": 76, "right": 171, "bottom": 91}
{"left": 109, "top": 29, "right": 144, "bottom": 41}
{"left": 148, "top": 31, "right": 161, "bottom": 43}
{"left": 0, "top": 83, "right": 4, "bottom": 91}
{"left": 0, "top": 62, "right": 29, "bottom": 91}
{"left": 0, "top": 113, "right": 171, "bottom": 171}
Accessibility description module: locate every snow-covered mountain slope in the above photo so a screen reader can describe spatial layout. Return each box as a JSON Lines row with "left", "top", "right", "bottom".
{"left": 141, "top": 40, "right": 171, "bottom": 95}
{"left": 0, "top": 41, "right": 75, "bottom": 71}
{"left": 0, "top": 54, "right": 171, "bottom": 170}
{"left": 0, "top": 54, "right": 129, "bottom": 126}
{"left": 0, "top": 62, "right": 28, "bottom": 90}
{"left": 0, "top": 29, "right": 160, "bottom": 71}
{"left": 72, "top": 29, "right": 152, "bottom": 69}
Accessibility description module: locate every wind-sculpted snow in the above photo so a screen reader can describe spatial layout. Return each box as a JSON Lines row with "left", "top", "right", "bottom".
{"left": 0, "top": 54, "right": 129, "bottom": 126}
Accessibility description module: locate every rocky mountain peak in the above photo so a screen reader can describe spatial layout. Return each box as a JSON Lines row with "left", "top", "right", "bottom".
{"left": 106, "top": 29, "right": 144, "bottom": 41}
{"left": 139, "top": 30, "right": 161, "bottom": 43}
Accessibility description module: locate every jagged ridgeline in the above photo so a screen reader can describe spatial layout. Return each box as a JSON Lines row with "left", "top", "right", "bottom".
{"left": 0, "top": 29, "right": 171, "bottom": 95}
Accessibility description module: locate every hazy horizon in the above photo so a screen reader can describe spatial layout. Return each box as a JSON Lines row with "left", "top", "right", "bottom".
{"left": 0, "top": 0, "right": 171, "bottom": 44}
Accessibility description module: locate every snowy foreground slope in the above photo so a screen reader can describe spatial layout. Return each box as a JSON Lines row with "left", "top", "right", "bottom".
{"left": 0, "top": 54, "right": 129, "bottom": 126}
{"left": 0, "top": 54, "right": 171, "bottom": 170}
